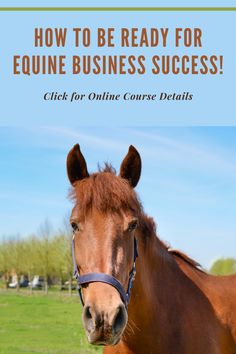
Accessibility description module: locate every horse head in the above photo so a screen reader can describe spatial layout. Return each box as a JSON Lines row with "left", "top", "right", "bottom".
{"left": 67, "top": 144, "right": 142, "bottom": 346}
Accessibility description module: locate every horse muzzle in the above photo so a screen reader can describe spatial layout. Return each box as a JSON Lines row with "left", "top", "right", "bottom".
{"left": 83, "top": 303, "right": 128, "bottom": 346}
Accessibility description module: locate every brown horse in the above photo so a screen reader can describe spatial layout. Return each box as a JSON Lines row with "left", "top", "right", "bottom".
{"left": 67, "top": 144, "right": 236, "bottom": 354}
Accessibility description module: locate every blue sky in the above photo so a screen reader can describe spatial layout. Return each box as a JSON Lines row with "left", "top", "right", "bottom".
{"left": 1, "top": 126, "right": 236, "bottom": 269}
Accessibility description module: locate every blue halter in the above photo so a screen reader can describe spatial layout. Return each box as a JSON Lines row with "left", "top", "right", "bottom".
{"left": 72, "top": 237, "right": 138, "bottom": 308}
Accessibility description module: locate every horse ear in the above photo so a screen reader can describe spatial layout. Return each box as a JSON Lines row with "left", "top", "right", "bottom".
{"left": 120, "top": 145, "right": 141, "bottom": 188}
{"left": 66, "top": 144, "right": 89, "bottom": 185}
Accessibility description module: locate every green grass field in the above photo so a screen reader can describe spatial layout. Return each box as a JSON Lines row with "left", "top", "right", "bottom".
{"left": 0, "top": 291, "right": 103, "bottom": 354}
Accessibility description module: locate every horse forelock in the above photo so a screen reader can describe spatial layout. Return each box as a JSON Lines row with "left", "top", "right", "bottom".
{"left": 69, "top": 164, "right": 143, "bottom": 217}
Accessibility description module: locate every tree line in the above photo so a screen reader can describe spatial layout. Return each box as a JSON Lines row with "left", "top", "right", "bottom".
{"left": 0, "top": 220, "right": 74, "bottom": 294}
{"left": 209, "top": 258, "right": 236, "bottom": 276}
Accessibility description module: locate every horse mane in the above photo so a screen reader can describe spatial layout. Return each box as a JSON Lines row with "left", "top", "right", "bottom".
{"left": 168, "top": 248, "right": 205, "bottom": 272}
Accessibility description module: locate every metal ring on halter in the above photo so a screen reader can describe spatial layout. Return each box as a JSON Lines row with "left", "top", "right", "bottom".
{"left": 72, "top": 236, "right": 138, "bottom": 308}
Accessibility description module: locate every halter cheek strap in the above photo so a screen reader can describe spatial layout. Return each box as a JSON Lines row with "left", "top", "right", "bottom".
{"left": 72, "top": 237, "right": 138, "bottom": 308}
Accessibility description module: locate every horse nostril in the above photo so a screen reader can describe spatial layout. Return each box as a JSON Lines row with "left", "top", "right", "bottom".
{"left": 112, "top": 305, "right": 127, "bottom": 335}
{"left": 83, "top": 306, "right": 93, "bottom": 333}
{"left": 95, "top": 312, "right": 103, "bottom": 329}
{"left": 85, "top": 306, "right": 92, "bottom": 319}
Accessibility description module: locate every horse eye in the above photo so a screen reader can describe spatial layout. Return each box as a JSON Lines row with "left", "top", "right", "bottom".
{"left": 128, "top": 220, "right": 138, "bottom": 232}
{"left": 71, "top": 222, "right": 79, "bottom": 232}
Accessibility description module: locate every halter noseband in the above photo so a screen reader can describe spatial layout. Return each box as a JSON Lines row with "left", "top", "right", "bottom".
{"left": 72, "top": 237, "right": 138, "bottom": 308}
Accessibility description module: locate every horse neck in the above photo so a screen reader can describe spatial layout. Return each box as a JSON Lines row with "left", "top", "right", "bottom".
{"left": 121, "top": 218, "right": 236, "bottom": 353}
{"left": 125, "top": 221, "right": 189, "bottom": 344}
{"left": 126, "top": 227, "right": 174, "bottom": 322}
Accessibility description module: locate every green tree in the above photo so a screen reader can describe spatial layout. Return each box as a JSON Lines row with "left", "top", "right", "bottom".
{"left": 57, "top": 217, "right": 74, "bottom": 295}
{"left": 21, "top": 235, "right": 39, "bottom": 294}
{"left": 37, "top": 220, "right": 55, "bottom": 294}
{"left": 0, "top": 238, "right": 12, "bottom": 288}
{"left": 210, "top": 258, "right": 236, "bottom": 275}
{"left": 8, "top": 236, "right": 23, "bottom": 291}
